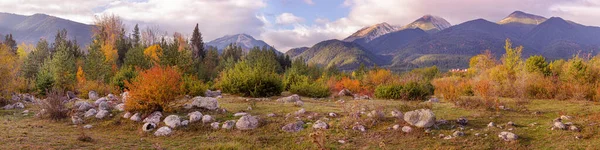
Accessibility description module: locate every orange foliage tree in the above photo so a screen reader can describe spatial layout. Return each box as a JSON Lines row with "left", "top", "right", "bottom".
{"left": 125, "top": 66, "right": 183, "bottom": 113}
{"left": 334, "top": 77, "right": 361, "bottom": 94}
{"left": 362, "top": 69, "right": 395, "bottom": 94}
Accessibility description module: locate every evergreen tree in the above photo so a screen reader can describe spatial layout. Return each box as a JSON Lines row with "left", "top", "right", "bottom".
{"left": 49, "top": 42, "right": 77, "bottom": 90}
{"left": 190, "top": 23, "right": 205, "bottom": 59}
{"left": 116, "top": 28, "right": 132, "bottom": 67}
{"left": 4, "top": 34, "right": 16, "bottom": 53}
{"left": 132, "top": 24, "right": 141, "bottom": 47}
{"left": 22, "top": 39, "right": 50, "bottom": 80}
{"left": 84, "top": 39, "right": 111, "bottom": 82}
{"left": 202, "top": 46, "right": 220, "bottom": 81}
{"left": 124, "top": 45, "right": 152, "bottom": 69}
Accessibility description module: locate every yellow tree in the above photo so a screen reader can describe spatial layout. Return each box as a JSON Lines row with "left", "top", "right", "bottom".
{"left": 0, "top": 44, "right": 19, "bottom": 96}
{"left": 93, "top": 14, "right": 124, "bottom": 72}
{"left": 144, "top": 44, "right": 162, "bottom": 65}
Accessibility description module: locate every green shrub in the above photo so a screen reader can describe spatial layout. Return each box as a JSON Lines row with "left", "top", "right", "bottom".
{"left": 181, "top": 75, "right": 208, "bottom": 97}
{"left": 375, "top": 82, "right": 433, "bottom": 100}
{"left": 289, "top": 77, "right": 330, "bottom": 98}
{"left": 111, "top": 66, "right": 138, "bottom": 91}
{"left": 218, "top": 61, "right": 283, "bottom": 97}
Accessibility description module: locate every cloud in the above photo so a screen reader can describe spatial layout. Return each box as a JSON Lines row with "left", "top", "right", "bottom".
{"left": 304, "top": 0, "right": 315, "bottom": 5}
{"left": 275, "top": 13, "right": 305, "bottom": 25}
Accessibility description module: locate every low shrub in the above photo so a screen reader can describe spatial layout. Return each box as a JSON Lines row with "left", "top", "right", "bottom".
{"left": 375, "top": 82, "right": 433, "bottom": 100}
{"left": 39, "top": 89, "right": 69, "bottom": 120}
{"left": 334, "top": 77, "right": 361, "bottom": 93}
{"left": 111, "top": 66, "right": 138, "bottom": 91}
{"left": 125, "top": 66, "right": 183, "bottom": 113}
{"left": 217, "top": 61, "right": 282, "bottom": 97}
{"left": 181, "top": 75, "right": 208, "bottom": 97}
{"left": 432, "top": 76, "right": 471, "bottom": 102}
{"left": 289, "top": 77, "right": 330, "bottom": 98}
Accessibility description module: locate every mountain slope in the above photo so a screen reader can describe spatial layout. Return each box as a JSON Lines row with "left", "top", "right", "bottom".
{"left": 206, "top": 33, "right": 278, "bottom": 53}
{"left": 398, "top": 15, "right": 451, "bottom": 33}
{"left": 0, "top": 13, "right": 93, "bottom": 47}
{"left": 294, "top": 39, "right": 386, "bottom": 70}
{"left": 365, "top": 28, "right": 428, "bottom": 55}
{"left": 498, "top": 11, "right": 548, "bottom": 37}
{"left": 285, "top": 47, "right": 309, "bottom": 58}
{"left": 525, "top": 17, "right": 600, "bottom": 59}
{"left": 342, "top": 22, "right": 397, "bottom": 46}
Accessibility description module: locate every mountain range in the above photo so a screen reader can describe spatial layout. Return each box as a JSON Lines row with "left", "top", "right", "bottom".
{"left": 1, "top": 11, "right": 599, "bottom": 72}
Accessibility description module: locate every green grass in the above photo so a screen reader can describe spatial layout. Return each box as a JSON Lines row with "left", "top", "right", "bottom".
{"left": 1, "top": 94, "right": 600, "bottom": 149}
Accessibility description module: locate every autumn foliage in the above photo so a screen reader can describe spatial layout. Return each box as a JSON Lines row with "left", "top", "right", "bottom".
{"left": 125, "top": 66, "right": 183, "bottom": 113}
{"left": 334, "top": 77, "right": 361, "bottom": 94}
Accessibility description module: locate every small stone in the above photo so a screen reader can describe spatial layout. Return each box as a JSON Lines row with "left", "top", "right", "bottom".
{"left": 295, "top": 108, "right": 306, "bottom": 115}
{"left": 88, "top": 91, "right": 99, "bottom": 101}
{"left": 553, "top": 122, "right": 566, "bottom": 130}
{"left": 114, "top": 104, "right": 125, "bottom": 112}
{"left": 282, "top": 121, "right": 305, "bottom": 132}
{"left": 453, "top": 131, "right": 465, "bottom": 137}
{"left": 181, "top": 120, "right": 189, "bottom": 127}
{"left": 402, "top": 126, "right": 413, "bottom": 133}
{"left": 14, "top": 102, "right": 24, "bottom": 109}
{"left": 456, "top": 117, "right": 468, "bottom": 126}
{"left": 352, "top": 123, "right": 366, "bottom": 132}
{"left": 130, "top": 113, "right": 142, "bottom": 122}
{"left": 222, "top": 120, "right": 236, "bottom": 129}
{"left": 154, "top": 127, "right": 172, "bottom": 136}
{"left": 392, "top": 124, "right": 400, "bottom": 130}
{"left": 575, "top": 135, "right": 583, "bottom": 139}
{"left": 498, "top": 131, "right": 518, "bottom": 141}
{"left": 475, "top": 133, "right": 481, "bottom": 136}
{"left": 569, "top": 125, "right": 580, "bottom": 132}
{"left": 164, "top": 115, "right": 181, "bottom": 128}
{"left": 507, "top": 121, "right": 515, "bottom": 126}
{"left": 312, "top": 120, "right": 329, "bottom": 129}
{"left": 294, "top": 101, "right": 304, "bottom": 107}
{"left": 367, "top": 110, "right": 384, "bottom": 119}
{"left": 84, "top": 109, "right": 98, "bottom": 118}
{"left": 123, "top": 112, "right": 132, "bottom": 119}
{"left": 338, "top": 140, "right": 346, "bottom": 144}
{"left": 189, "top": 111, "right": 203, "bottom": 123}
{"left": 560, "top": 115, "right": 573, "bottom": 120}
{"left": 487, "top": 122, "right": 496, "bottom": 128}
{"left": 247, "top": 106, "right": 253, "bottom": 110}
{"left": 211, "top": 122, "right": 220, "bottom": 129}
{"left": 428, "top": 98, "right": 439, "bottom": 103}
{"left": 83, "top": 124, "right": 93, "bottom": 129}
{"left": 234, "top": 112, "right": 248, "bottom": 117}
{"left": 443, "top": 135, "right": 453, "bottom": 140}
{"left": 202, "top": 115, "right": 214, "bottom": 123}
{"left": 391, "top": 110, "right": 403, "bottom": 119}
{"left": 143, "top": 111, "right": 163, "bottom": 124}
{"left": 403, "top": 109, "right": 436, "bottom": 128}
{"left": 95, "top": 109, "right": 109, "bottom": 119}
{"left": 267, "top": 113, "right": 276, "bottom": 117}
{"left": 71, "top": 116, "right": 84, "bottom": 125}
{"left": 328, "top": 112, "right": 338, "bottom": 117}
{"left": 98, "top": 101, "right": 110, "bottom": 110}
{"left": 564, "top": 122, "right": 573, "bottom": 126}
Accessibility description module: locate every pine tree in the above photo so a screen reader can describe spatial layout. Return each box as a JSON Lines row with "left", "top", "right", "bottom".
{"left": 22, "top": 39, "right": 50, "bottom": 80}
{"left": 132, "top": 24, "right": 140, "bottom": 47}
{"left": 84, "top": 39, "right": 111, "bottom": 82}
{"left": 190, "top": 23, "right": 205, "bottom": 59}
{"left": 4, "top": 34, "right": 16, "bottom": 53}
{"left": 49, "top": 42, "right": 77, "bottom": 90}
{"left": 116, "top": 28, "right": 132, "bottom": 67}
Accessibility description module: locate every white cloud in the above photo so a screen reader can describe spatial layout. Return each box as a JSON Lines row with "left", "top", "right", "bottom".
{"left": 275, "top": 13, "right": 305, "bottom": 25}
{"left": 304, "top": 0, "right": 315, "bottom": 5}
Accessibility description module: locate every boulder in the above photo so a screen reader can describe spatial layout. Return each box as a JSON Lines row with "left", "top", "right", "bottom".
{"left": 312, "top": 120, "right": 329, "bottom": 129}
{"left": 95, "top": 109, "right": 109, "bottom": 119}
{"left": 164, "top": 115, "right": 181, "bottom": 128}
{"left": 189, "top": 111, "right": 203, "bottom": 123}
{"left": 98, "top": 101, "right": 110, "bottom": 110}
{"left": 277, "top": 94, "right": 301, "bottom": 103}
{"left": 84, "top": 109, "right": 98, "bottom": 118}
{"left": 71, "top": 116, "right": 84, "bottom": 124}
{"left": 143, "top": 123, "right": 157, "bottom": 132}
{"left": 88, "top": 91, "right": 99, "bottom": 101}
{"left": 154, "top": 127, "right": 172, "bottom": 136}
{"left": 143, "top": 111, "right": 163, "bottom": 124}
{"left": 211, "top": 122, "right": 220, "bottom": 129}
{"left": 222, "top": 120, "right": 236, "bottom": 129}
{"left": 205, "top": 90, "right": 222, "bottom": 98}
{"left": 391, "top": 110, "right": 403, "bottom": 119}
{"left": 13, "top": 102, "right": 25, "bottom": 109}
{"left": 74, "top": 101, "right": 94, "bottom": 112}
{"left": 94, "top": 97, "right": 107, "bottom": 106}
{"left": 130, "top": 113, "right": 142, "bottom": 122}
{"left": 107, "top": 94, "right": 117, "bottom": 101}
{"left": 83, "top": 124, "right": 93, "bottom": 129}
{"left": 123, "top": 112, "right": 132, "bottom": 119}
{"left": 402, "top": 126, "right": 413, "bottom": 133}
{"left": 114, "top": 104, "right": 125, "bottom": 112}
{"left": 498, "top": 131, "right": 518, "bottom": 141}
{"left": 553, "top": 121, "right": 566, "bottom": 130}
{"left": 191, "top": 96, "right": 219, "bottom": 110}
{"left": 236, "top": 115, "right": 259, "bottom": 130}
{"left": 403, "top": 109, "right": 436, "bottom": 128}
{"left": 282, "top": 121, "right": 304, "bottom": 132}
{"left": 202, "top": 115, "right": 214, "bottom": 123}
{"left": 3, "top": 104, "right": 14, "bottom": 110}
{"left": 233, "top": 112, "right": 248, "bottom": 117}
{"left": 338, "top": 89, "right": 352, "bottom": 97}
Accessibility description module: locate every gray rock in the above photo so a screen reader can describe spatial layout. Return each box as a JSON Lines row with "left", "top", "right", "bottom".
{"left": 453, "top": 131, "right": 465, "bottom": 137}
{"left": 143, "top": 111, "right": 162, "bottom": 124}
{"left": 312, "top": 120, "right": 329, "bottom": 129}
{"left": 428, "top": 98, "right": 440, "bottom": 103}
{"left": 498, "top": 131, "right": 518, "bottom": 141}
{"left": 83, "top": 124, "right": 93, "bottom": 129}
{"left": 123, "top": 112, "right": 132, "bottom": 119}
{"left": 189, "top": 111, "right": 203, "bottom": 123}
{"left": 202, "top": 115, "right": 214, "bottom": 123}
{"left": 2, "top": 104, "right": 14, "bottom": 110}
{"left": 282, "top": 121, "right": 305, "bottom": 132}
{"left": 392, "top": 124, "right": 400, "bottom": 130}
{"left": 71, "top": 116, "right": 84, "bottom": 124}
{"left": 13, "top": 102, "right": 25, "bottom": 109}
{"left": 84, "top": 109, "right": 98, "bottom": 118}
{"left": 569, "top": 125, "right": 580, "bottom": 132}
{"left": 211, "top": 122, "right": 220, "bottom": 129}
{"left": 88, "top": 91, "right": 99, "bottom": 101}
{"left": 294, "top": 101, "right": 304, "bottom": 107}
{"left": 233, "top": 112, "right": 248, "bottom": 117}
{"left": 456, "top": 117, "right": 468, "bottom": 126}
{"left": 402, "top": 126, "right": 413, "bottom": 133}
{"left": 295, "top": 108, "right": 306, "bottom": 115}
{"left": 67, "top": 91, "right": 77, "bottom": 100}
{"left": 367, "top": 110, "right": 384, "bottom": 119}
{"left": 94, "top": 97, "right": 107, "bottom": 106}
{"left": 114, "top": 103, "right": 125, "bottom": 112}
{"left": 553, "top": 121, "right": 566, "bottom": 130}
{"left": 98, "top": 101, "right": 110, "bottom": 110}
{"left": 560, "top": 115, "right": 573, "bottom": 120}
{"left": 267, "top": 113, "right": 276, "bottom": 117}
{"left": 181, "top": 120, "right": 189, "bottom": 127}
{"left": 191, "top": 96, "right": 219, "bottom": 110}
{"left": 276, "top": 94, "right": 301, "bottom": 103}
{"left": 95, "top": 109, "right": 109, "bottom": 119}
{"left": 154, "top": 126, "right": 172, "bottom": 136}
{"left": 222, "top": 120, "right": 236, "bottom": 129}
{"left": 121, "top": 92, "right": 129, "bottom": 103}
{"left": 403, "top": 109, "right": 436, "bottom": 128}
{"left": 164, "top": 115, "right": 181, "bottom": 128}
{"left": 130, "top": 113, "right": 142, "bottom": 122}
{"left": 143, "top": 123, "right": 157, "bottom": 132}
{"left": 205, "top": 90, "right": 222, "bottom": 98}
{"left": 391, "top": 110, "right": 403, "bottom": 119}
{"left": 74, "top": 101, "right": 93, "bottom": 112}
{"left": 352, "top": 123, "right": 366, "bottom": 132}
{"left": 107, "top": 94, "right": 116, "bottom": 101}
{"left": 236, "top": 115, "right": 259, "bottom": 130}
{"left": 507, "top": 121, "right": 515, "bottom": 126}
{"left": 328, "top": 112, "right": 338, "bottom": 117}
{"left": 488, "top": 122, "right": 496, "bottom": 128}
{"left": 338, "top": 89, "right": 352, "bottom": 97}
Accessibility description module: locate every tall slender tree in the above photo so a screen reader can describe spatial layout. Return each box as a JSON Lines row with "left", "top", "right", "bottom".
{"left": 190, "top": 23, "right": 205, "bottom": 59}
{"left": 132, "top": 24, "right": 140, "bottom": 47}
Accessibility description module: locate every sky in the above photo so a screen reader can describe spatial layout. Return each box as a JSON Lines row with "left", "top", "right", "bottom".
{"left": 0, "top": 0, "right": 599, "bottom": 51}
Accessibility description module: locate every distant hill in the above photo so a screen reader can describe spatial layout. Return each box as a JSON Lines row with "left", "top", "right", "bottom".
{"left": 285, "top": 47, "right": 309, "bottom": 58}
{"left": 398, "top": 15, "right": 451, "bottom": 33}
{"left": 498, "top": 11, "right": 548, "bottom": 37}
{"left": 525, "top": 17, "right": 600, "bottom": 59}
{"left": 0, "top": 13, "right": 93, "bottom": 47}
{"left": 293, "top": 39, "right": 387, "bottom": 70}
{"left": 365, "top": 28, "right": 428, "bottom": 55}
{"left": 205, "top": 33, "right": 279, "bottom": 53}
{"left": 342, "top": 22, "right": 397, "bottom": 47}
